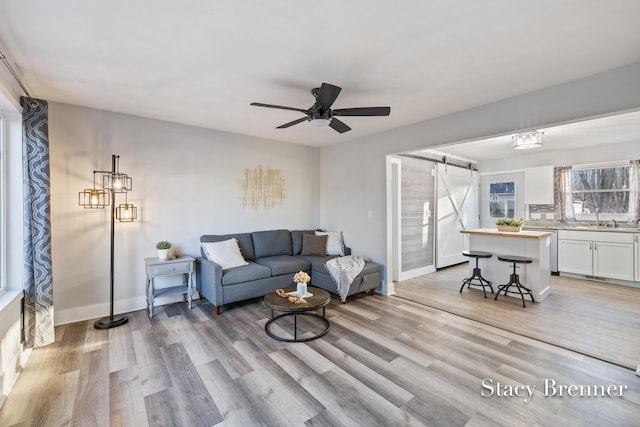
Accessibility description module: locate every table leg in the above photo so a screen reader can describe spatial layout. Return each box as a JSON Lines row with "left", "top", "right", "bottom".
{"left": 187, "top": 272, "right": 193, "bottom": 310}
{"left": 294, "top": 312, "right": 298, "bottom": 341}
{"left": 145, "top": 275, "right": 149, "bottom": 312}
{"left": 148, "top": 278, "right": 155, "bottom": 318}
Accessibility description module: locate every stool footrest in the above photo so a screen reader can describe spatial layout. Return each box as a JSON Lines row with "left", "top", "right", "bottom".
{"left": 494, "top": 273, "right": 535, "bottom": 308}
{"left": 460, "top": 267, "right": 494, "bottom": 298}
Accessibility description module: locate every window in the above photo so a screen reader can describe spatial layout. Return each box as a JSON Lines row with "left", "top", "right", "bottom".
{"left": 571, "top": 163, "right": 630, "bottom": 219}
{"left": 489, "top": 181, "right": 515, "bottom": 218}
{"left": 0, "top": 113, "right": 5, "bottom": 294}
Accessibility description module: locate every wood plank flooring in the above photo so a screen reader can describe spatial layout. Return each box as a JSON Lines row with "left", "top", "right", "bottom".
{"left": 395, "top": 264, "right": 640, "bottom": 369}
{"left": 1, "top": 283, "right": 639, "bottom": 426}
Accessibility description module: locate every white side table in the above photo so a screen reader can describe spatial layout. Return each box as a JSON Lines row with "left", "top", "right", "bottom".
{"left": 144, "top": 256, "right": 195, "bottom": 318}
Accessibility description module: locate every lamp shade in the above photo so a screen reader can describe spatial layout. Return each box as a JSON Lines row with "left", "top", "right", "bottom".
{"left": 116, "top": 203, "right": 137, "bottom": 222}
{"left": 103, "top": 172, "right": 132, "bottom": 192}
{"left": 78, "top": 188, "right": 109, "bottom": 208}
{"left": 512, "top": 131, "right": 543, "bottom": 150}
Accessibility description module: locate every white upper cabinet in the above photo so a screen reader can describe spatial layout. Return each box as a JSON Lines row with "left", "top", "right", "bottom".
{"left": 525, "top": 166, "right": 554, "bottom": 205}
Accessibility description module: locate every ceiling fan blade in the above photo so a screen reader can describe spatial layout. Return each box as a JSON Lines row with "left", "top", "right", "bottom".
{"left": 276, "top": 117, "right": 308, "bottom": 129}
{"left": 332, "top": 106, "right": 391, "bottom": 116}
{"left": 329, "top": 118, "right": 351, "bottom": 133}
{"left": 250, "top": 102, "right": 309, "bottom": 114}
{"left": 316, "top": 83, "right": 342, "bottom": 109}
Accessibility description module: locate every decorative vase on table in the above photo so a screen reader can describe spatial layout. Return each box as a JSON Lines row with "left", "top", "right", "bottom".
{"left": 495, "top": 219, "right": 525, "bottom": 232}
{"left": 293, "top": 270, "right": 311, "bottom": 296}
{"left": 297, "top": 282, "right": 308, "bottom": 296}
{"left": 156, "top": 240, "right": 171, "bottom": 261}
{"left": 157, "top": 249, "right": 169, "bottom": 260}
{"left": 497, "top": 225, "right": 523, "bottom": 232}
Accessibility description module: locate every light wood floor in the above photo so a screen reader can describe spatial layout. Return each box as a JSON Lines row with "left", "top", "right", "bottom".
{"left": 396, "top": 264, "right": 640, "bottom": 370}
{"left": 1, "top": 280, "right": 639, "bottom": 426}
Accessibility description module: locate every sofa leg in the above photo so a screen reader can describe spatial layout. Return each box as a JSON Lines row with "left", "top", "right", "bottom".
{"left": 199, "top": 292, "right": 203, "bottom": 301}
{"left": 370, "top": 289, "right": 376, "bottom": 295}
{"left": 342, "top": 300, "right": 347, "bottom": 304}
{"left": 215, "top": 306, "right": 220, "bottom": 315}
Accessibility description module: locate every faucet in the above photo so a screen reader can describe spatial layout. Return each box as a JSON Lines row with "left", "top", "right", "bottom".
{"left": 610, "top": 219, "right": 617, "bottom": 228}
{"left": 595, "top": 208, "right": 600, "bottom": 228}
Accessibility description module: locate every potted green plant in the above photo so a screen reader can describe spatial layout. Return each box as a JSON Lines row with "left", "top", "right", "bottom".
{"left": 495, "top": 218, "right": 525, "bottom": 232}
{"left": 156, "top": 240, "right": 172, "bottom": 261}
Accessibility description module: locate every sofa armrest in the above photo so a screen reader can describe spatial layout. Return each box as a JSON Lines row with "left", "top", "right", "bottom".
{"left": 196, "top": 257, "right": 224, "bottom": 307}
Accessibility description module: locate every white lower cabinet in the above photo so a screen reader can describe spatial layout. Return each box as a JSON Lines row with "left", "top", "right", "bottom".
{"left": 635, "top": 234, "right": 640, "bottom": 282}
{"left": 558, "top": 231, "right": 634, "bottom": 281}
{"left": 557, "top": 239, "right": 592, "bottom": 275}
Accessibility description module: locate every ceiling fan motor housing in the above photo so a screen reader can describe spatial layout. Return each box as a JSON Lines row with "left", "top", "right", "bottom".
{"left": 310, "top": 105, "right": 331, "bottom": 121}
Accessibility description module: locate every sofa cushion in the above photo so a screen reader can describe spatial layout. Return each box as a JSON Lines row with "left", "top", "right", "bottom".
{"left": 201, "top": 233, "right": 255, "bottom": 261}
{"left": 254, "top": 255, "right": 310, "bottom": 276}
{"left": 361, "top": 261, "right": 381, "bottom": 275}
{"left": 252, "top": 229, "right": 292, "bottom": 258}
{"left": 296, "top": 255, "right": 338, "bottom": 273}
{"left": 221, "top": 262, "right": 272, "bottom": 286}
{"left": 201, "top": 238, "right": 248, "bottom": 270}
{"left": 300, "top": 234, "right": 328, "bottom": 256}
{"left": 316, "top": 231, "right": 345, "bottom": 256}
{"left": 291, "top": 229, "right": 316, "bottom": 255}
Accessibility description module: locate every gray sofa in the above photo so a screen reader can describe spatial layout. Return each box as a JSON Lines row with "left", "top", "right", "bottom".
{"left": 196, "top": 229, "right": 381, "bottom": 314}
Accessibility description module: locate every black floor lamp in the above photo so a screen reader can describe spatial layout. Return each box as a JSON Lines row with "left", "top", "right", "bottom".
{"left": 78, "top": 154, "right": 138, "bottom": 329}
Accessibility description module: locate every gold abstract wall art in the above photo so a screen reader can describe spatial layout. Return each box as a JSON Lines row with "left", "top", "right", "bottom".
{"left": 238, "top": 165, "right": 286, "bottom": 209}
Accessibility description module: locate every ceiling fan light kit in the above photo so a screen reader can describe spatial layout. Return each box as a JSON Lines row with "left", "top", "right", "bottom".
{"left": 311, "top": 118, "right": 331, "bottom": 127}
{"left": 251, "top": 82, "right": 391, "bottom": 133}
{"left": 512, "top": 131, "right": 544, "bottom": 150}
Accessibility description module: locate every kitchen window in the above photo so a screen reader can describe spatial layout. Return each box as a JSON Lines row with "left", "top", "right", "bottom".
{"left": 571, "top": 162, "right": 631, "bottom": 220}
{"left": 0, "top": 114, "right": 5, "bottom": 294}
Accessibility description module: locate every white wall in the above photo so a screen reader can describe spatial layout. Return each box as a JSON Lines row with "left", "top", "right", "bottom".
{"left": 321, "top": 62, "right": 640, "bottom": 289}
{"left": 49, "top": 102, "right": 320, "bottom": 325}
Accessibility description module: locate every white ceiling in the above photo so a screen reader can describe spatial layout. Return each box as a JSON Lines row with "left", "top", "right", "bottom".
{"left": 417, "top": 109, "right": 640, "bottom": 162}
{"left": 1, "top": 1, "right": 640, "bottom": 147}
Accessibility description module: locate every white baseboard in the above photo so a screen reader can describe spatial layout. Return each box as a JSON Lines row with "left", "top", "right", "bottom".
{"left": 379, "top": 278, "right": 395, "bottom": 296}
{"left": 54, "top": 293, "right": 197, "bottom": 326}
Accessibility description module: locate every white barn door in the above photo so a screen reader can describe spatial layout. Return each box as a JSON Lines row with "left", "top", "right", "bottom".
{"left": 435, "top": 163, "right": 478, "bottom": 268}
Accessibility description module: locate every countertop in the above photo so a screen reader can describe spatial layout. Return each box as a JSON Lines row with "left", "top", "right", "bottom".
{"left": 522, "top": 221, "right": 639, "bottom": 233}
{"left": 461, "top": 228, "right": 554, "bottom": 239}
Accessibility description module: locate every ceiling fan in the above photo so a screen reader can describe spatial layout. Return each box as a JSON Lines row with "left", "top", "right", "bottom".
{"left": 250, "top": 82, "right": 391, "bottom": 133}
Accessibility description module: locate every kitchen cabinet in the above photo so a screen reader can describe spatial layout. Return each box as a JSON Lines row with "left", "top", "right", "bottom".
{"left": 635, "top": 234, "right": 640, "bottom": 282}
{"left": 557, "top": 239, "right": 592, "bottom": 275}
{"left": 558, "top": 230, "right": 634, "bottom": 281}
{"left": 525, "top": 166, "right": 554, "bottom": 205}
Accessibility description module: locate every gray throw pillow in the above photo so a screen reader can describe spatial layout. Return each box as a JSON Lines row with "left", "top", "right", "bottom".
{"left": 301, "top": 234, "right": 328, "bottom": 256}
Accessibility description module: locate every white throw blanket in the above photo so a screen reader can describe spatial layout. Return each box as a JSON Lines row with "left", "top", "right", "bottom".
{"left": 325, "top": 255, "right": 365, "bottom": 302}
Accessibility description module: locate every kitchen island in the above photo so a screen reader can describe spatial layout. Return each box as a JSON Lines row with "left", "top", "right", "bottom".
{"left": 460, "top": 228, "right": 553, "bottom": 302}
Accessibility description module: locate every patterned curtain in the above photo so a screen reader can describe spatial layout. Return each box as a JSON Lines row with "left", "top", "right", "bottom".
{"left": 22, "top": 97, "right": 54, "bottom": 348}
{"left": 629, "top": 160, "right": 640, "bottom": 223}
{"left": 554, "top": 166, "right": 575, "bottom": 221}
